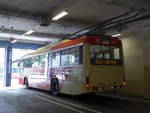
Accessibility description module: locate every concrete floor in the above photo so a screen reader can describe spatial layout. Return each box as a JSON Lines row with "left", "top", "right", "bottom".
{"left": 0, "top": 88, "right": 149, "bottom": 113}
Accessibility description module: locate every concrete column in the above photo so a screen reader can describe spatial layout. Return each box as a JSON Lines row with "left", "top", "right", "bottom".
{"left": 4, "top": 46, "right": 12, "bottom": 86}
{"left": 121, "top": 38, "right": 144, "bottom": 96}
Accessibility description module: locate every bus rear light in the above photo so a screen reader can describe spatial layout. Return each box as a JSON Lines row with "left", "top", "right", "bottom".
{"left": 123, "top": 82, "right": 126, "bottom": 86}
{"left": 85, "top": 84, "right": 90, "bottom": 88}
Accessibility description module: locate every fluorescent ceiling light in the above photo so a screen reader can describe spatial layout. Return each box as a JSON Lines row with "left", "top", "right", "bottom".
{"left": 52, "top": 11, "right": 68, "bottom": 21}
{"left": 112, "top": 33, "right": 122, "bottom": 37}
{"left": 25, "top": 30, "right": 34, "bottom": 35}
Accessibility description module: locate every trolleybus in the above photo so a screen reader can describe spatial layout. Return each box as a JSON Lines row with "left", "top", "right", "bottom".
{"left": 16, "top": 34, "right": 125, "bottom": 95}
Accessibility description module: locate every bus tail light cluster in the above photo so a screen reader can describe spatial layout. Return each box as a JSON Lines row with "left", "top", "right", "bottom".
{"left": 85, "top": 76, "right": 90, "bottom": 88}
{"left": 121, "top": 82, "right": 126, "bottom": 88}
{"left": 123, "top": 82, "right": 126, "bottom": 86}
{"left": 85, "top": 84, "right": 90, "bottom": 88}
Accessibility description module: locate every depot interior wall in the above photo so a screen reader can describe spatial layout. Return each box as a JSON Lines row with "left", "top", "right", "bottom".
{"left": 142, "top": 40, "right": 150, "bottom": 98}
{"left": 121, "top": 37, "right": 150, "bottom": 98}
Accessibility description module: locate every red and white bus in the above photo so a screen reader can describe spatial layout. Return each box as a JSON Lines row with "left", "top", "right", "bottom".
{"left": 17, "top": 34, "right": 125, "bottom": 95}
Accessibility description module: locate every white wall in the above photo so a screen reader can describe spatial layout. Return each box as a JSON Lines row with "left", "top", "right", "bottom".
{"left": 121, "top": 38, "right": 150, "bottom": 98}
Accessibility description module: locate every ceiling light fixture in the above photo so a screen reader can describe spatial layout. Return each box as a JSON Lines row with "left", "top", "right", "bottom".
{"left": 25, "top": 30, "right": 34, "bottom": 35}
{"left": 52, "top": 11, "right": 68, "bottom": 21}
{"left": 112, "top": 33, "right": 122, "bottom": 37}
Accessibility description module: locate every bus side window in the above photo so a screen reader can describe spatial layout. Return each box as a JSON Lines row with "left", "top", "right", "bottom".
{"left": 32, "top": 56, "right": 40, "bottom": 68}
{"left": 70, "top": 47, "right": 80, "bottom": 65}
{"left": 48, "top": 53, "right": 51, "bottom": 68}
{"left": 61, "top": 46, "right": 81, "bottom": 66}
{"left": 23, "top": 58, "right": 33, "bottom": 67}
{"left": 51, "top": 52, "right": 60, "bottom": 67}
{"left": 39, "top": 54, "right": 48, "bottom": 68}
{"left": 61, "top": 48, "right": 70, "bottom": 66}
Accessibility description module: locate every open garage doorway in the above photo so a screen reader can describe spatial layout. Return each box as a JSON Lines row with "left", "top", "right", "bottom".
{"left": 11, "top": 48, "right": 35, "bottom": 88}
{"left": 0, "top": 48, "right": 5, "bottom": 87}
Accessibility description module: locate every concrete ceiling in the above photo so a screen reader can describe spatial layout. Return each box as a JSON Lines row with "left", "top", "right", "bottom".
{"left": 0, "top": 0, "right": 65, "bottom": 16}
{"left": 0, "top": 0, "right": 150, "bottom": 44}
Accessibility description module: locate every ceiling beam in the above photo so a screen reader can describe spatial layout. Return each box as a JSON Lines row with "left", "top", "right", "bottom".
{"left": 0, "top": 41, "right": 44, "bottom": 49}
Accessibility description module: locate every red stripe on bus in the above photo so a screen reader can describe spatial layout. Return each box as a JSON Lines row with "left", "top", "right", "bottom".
{"left": 51, "top": 36, "right": 122, "bottom": 51}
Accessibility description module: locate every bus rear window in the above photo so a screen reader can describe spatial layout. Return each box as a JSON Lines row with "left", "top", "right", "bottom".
{"left": 90, "top": 45, "right": 122, "bottom": 65}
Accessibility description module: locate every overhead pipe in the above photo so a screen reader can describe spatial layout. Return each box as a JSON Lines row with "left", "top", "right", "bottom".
{"left": 86, "top": 12, "right": 141, "bottom": 34}
{"left": 92, "top": 12, "right": 150, "bottom": 34}
{"left": 60, "top": 10, "right": 131, "bottom": 40}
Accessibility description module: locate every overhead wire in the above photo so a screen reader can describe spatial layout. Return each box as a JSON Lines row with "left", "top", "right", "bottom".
{"left": 60, "top": 10, "right": 140, "bottom": 40}
{"left": 94, "top": 12, "right": 150, "bottom": 34}
{"left": 86, "top": 12, "right": 141, "bottom": 34}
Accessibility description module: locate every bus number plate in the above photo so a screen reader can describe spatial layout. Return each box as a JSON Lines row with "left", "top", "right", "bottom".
{"left": 103, "top": 86, "right": 114, "bottom": 90}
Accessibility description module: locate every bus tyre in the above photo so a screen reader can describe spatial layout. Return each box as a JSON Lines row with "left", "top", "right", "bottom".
{"left": 51, "top": 79, "right": 59, "bottom": 96}
{"left": 24, "top": 78, "right": 29, "bottom": 88}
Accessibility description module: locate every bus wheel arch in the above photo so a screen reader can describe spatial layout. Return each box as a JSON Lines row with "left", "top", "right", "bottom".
{"left": 51, "top": 78, "right": 59, "bottom": 96}
{"left": 24, "top": 77, "right": 29, "bottom": 88}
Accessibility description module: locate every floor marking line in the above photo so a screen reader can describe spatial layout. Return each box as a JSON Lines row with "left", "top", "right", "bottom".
{"left": 30, "top": 90, "right": 102, "bottom": 113}
{"left": 31, "top": 93, "right": 85, "bottom": 113}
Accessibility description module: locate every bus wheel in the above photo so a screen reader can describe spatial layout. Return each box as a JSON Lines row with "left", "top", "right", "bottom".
{"left": 51, "top": 79, "right": 59, "bottom": 96}
{"left": 24, "top": 78, "right": 29, "bottom": 88}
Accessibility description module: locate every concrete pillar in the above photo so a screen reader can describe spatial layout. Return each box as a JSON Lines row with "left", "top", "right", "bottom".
{"left": 121, "top": 38, "right": 144, "bottom": 96}
{"left": 121, "top": 38, "right": 150, "bottom": 99}
{"left": 4, "top": 46, "right": 12, "bottom": 86}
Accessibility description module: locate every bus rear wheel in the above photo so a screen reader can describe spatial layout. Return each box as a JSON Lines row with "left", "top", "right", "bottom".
{"left": 51, "top": 79, "right": 59, "bottom": 96}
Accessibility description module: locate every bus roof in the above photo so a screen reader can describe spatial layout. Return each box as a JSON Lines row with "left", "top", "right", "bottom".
{"left": 51, "top": 35, "right": 122, "bottom": 50}
{"left": 15, "top": 34, "right": 122, "bottom": 61}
